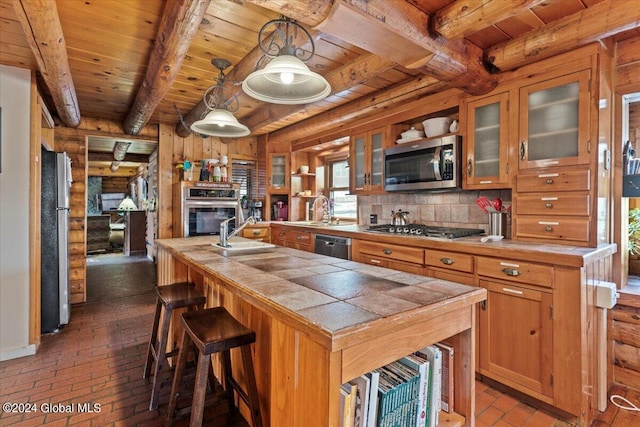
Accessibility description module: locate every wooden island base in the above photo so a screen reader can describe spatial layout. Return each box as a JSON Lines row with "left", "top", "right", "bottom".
{"left": 157, "top": 237, "right": 486, "bottom": 426}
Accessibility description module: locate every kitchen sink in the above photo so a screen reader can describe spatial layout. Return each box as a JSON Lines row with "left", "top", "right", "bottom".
{"left": 213, "top": 238, "right": 276, "bottom": 253}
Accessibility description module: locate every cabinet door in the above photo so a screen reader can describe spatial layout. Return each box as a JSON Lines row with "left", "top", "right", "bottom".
{"left": 368, "top": 127, "right": 385, "bottom": 192}
{"left": 479, "top": 280, "right": 553, "bottom": 399}
{"left": 518, "top": 70, "right": 591, "bottom": 170}
{"left": 465, "top": 92, "right": 510, "bottom": 188}
{"left": 268, "top": 153, "right": 290, "bottom": 192}
{"left": 351, "top": 132, "right": 367, "bottom": 192}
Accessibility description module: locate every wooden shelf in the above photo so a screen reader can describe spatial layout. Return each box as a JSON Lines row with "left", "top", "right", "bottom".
{"left": 291, "top": 172, "right": 316, "bottom": 177}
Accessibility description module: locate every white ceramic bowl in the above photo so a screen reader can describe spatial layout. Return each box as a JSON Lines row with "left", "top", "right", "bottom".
{"left": 422, "top": 117, "right": 453, "bottom": 137}
{"left": 400, "top": 127, "right": 424, "bottom": 141}
{"left": 300, "top": 165, "right": 309, "bottom": 174}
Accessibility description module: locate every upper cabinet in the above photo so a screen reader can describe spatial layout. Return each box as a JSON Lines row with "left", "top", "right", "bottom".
{"left": 518, "top": 70, "right": 591, "bottom": 170}
{"left": 350, "top": 126, "right": 386, "bottom": 194}
{"left": 267, "top": 152, "right": 290, "bottom": 193}
{"left": 464, "top": 92, "right": 510, "bottom": 189}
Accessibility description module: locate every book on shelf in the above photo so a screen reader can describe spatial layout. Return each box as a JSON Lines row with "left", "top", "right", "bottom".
{"left": 417, "top": 345, "right": 442, "bottom": 427}
{"left": 349, "top": 375, "right": 371, "bottom": 427}
{"left": 365, "top": 370, "right": 380, "bottom": 427}
{"left": 399, "top": 352, "right": 430, "bottom": 427}
{"left": 435, "top": 341, "right": 455, "bottom": 413}
{"left": 376, "top": 361, "right": 420, "bottom": 426}
{"left": 341, "top": 382, "right": 357, "bottom": 427}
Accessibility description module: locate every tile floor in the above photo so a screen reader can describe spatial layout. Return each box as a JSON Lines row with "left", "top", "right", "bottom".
{"left": 1, "top": 254, "right": 638, "bottom": 426}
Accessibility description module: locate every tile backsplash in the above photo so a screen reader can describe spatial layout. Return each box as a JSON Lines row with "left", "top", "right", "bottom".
{"left": 357, "top": 189, "right": 512, "bottom": 236}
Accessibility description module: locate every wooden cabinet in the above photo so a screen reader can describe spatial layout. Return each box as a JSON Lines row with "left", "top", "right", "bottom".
{"left": 267, "top": 153, "right": 290, "bottom": 193}
{"left": 425, "top": 249, "right": 475, "bottom": 285}
{"left": 517, "top": 70, "right": 591, "bottom": 170}
{"left": 271, "top": 225, "right": 314, "bottom": 252}
{"left": 124, "top": 210, "right": 146, "bottom": 256}
{"left": 464, "top": 92, "right": 510, "bottom": 189}
{"left": 514, "top": 169, "right": 591, "bottom": 244}
{"left": 476, "top": 256, "right": 554, "bottom": 401}
{"left": 241, "top": 224, "right": 270, "bottom": 241}
{"left": 350, "top": 126, "right": 385, "bottom": 194}
{"left": 478, "top": 280, "right": 554, "bottom": 399}
{"left": 355, "top": 240, "right": 425, "bottom": 275}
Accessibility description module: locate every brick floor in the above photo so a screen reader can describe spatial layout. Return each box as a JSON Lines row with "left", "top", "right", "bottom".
{"left": 1, "top": 254, "right": 638, "bottom": 426}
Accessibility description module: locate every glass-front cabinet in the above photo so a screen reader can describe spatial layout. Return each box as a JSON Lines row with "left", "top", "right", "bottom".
{"left": 518, "top": 70, "right": 591, "bottom": 170}
{"left": 267, "top": 153, "right": 290, "bottom": 193}
{"left": 350, "top": 126, "right": 385, "bottom": 194}
{"left": 465, "top": 92, "right": 510, "bottom": 188}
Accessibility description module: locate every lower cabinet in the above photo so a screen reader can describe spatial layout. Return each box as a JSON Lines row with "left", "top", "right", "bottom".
{"left": 355, "top": 240, "right": 425, "bottom": 275}
{"left": 271, "top": 226, "right": 313, "bottom": 252}
{"left": 478, "top": 280, "right": 553, "bottom": 400}
{"left": 425, "top": 249, "right": 475, "bottom": 286}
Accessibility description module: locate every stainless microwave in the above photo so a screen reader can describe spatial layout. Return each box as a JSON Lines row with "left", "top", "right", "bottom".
{"left": 384, "top": 135, "right": 461, "bottom": 191}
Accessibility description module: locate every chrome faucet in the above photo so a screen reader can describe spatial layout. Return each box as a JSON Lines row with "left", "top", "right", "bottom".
{"left": 219, "top": 216, "right": 256, "bottom": 247}
{"left": 311, "top": 196, "right": 331, "bottom": 223}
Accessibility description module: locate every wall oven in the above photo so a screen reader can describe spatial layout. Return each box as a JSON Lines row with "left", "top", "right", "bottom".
{"left": 384, "top": 135, "right": 461, "bottom": 191}
{"left": 181, "top": 182, "right": 241, "bottom": 237}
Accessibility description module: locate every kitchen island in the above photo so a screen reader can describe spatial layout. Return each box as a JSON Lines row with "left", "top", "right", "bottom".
{"left": 156, "top": 236, "right": 486, "bottom": 426}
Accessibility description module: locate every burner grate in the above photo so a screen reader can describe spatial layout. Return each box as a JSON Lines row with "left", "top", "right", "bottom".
{"left": 367, "top": 224, "right": 484, "bottom": 239}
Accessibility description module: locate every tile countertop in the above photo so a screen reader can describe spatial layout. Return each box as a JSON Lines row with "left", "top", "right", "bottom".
{"left": 156, "top": 236, "right": 486, "bottom": 345}
{"left": 269, "top": 222, "right": 617, "bottom": 268}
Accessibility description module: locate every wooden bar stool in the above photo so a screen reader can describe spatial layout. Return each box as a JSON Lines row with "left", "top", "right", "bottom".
{"left": 143, "top": 282, "right": 206, "bottom": 411}
{"left": 166, "top": 306, "right": 262, "bottom": 427}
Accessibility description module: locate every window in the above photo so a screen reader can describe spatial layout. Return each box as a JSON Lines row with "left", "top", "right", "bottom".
{"left": 329, "top": 159, "right": 356, "bottom": 219}
{"left": 231, "top": 159, "right": 264, "bottom": 199}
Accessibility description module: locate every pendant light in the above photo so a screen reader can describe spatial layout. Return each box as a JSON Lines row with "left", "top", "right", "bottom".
{"left": 191, "top": 59, "right": 250, "bottom": 137}
{"left": 242, "top": 16, "right": 331, "bottom": 105}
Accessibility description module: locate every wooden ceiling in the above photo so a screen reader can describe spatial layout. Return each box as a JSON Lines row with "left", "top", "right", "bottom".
{"left": 2, "top": 0, "right": 640, "bottom": 157}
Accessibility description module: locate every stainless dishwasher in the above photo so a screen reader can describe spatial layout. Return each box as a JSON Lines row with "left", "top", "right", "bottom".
{"left": 314, "top": 234, "right": 351, "bottom": 260}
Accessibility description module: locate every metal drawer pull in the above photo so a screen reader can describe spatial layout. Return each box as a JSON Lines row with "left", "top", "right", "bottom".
{"left": 279, "top": 232, "right": 285, "bottom": 236}
{"left": 502, "top": 287, "right": 524, "bottom": 295}
{"left": 252, "top": 230, "right": 261, "bottom": 235}
{"left": 501, "top": 268, "right": 521, "bottom": 277}
{"left": 545, "top": 178, "right": 554, "bottom": 184}
{"left": 383, "top": 249, "right": 392, "bottom": 255}
{"left": 467, "top": 159, "right": 473, "bottom": 177}
{"left": 519, "top": 141, "right": 526, "bottom": 160}
{"left": 545, "top": 203, "right": 553, "bottom": 208}
{"left": 545, "top": 226, "right": 553, "bottom": 232}
{"left": 440, "top": 257, "right": 454, "bottom": 265}
{"left": 296, "top": 236, "right": 302, "bottom": 240}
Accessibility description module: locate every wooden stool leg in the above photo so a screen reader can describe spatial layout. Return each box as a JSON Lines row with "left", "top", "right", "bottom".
{"left": 240, "top": 345, "right": 263, "bottom": 427}
{"left": 190, "top": 352, "right": 212, "bottom": 427}
{"left": 143, "top": 298, "right": 162, "bottom": 379}
{"left": 149, "top": 307, "right": 172, "bottom": 410}
{"left": 221, "top": 349, "right": 236, "bottom": 415}
{"left": 166, "top": 328, "right": 190, "bottom": 425}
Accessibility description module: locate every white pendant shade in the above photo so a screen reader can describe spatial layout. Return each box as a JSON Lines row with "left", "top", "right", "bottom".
{"left": 242, "top": 55, "right": 331, "bottom": 104}
{"left": 190, "top": 109, "right": 250, "bottom": 137}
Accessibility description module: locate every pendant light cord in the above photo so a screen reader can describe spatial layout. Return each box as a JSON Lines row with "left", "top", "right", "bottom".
{"left": 610, "top": 394, "right": 640, "bottom": 411}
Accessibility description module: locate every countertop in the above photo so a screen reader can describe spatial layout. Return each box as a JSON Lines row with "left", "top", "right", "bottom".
{"left": 156, "top": 236, "right": 486, "bottom": 349}
{"left": 269, "top": 222, "right": 617, "bottom": 268}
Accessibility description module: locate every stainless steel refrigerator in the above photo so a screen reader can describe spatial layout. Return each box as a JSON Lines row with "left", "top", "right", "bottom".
{"left": 41, "top": 149, "right": 72, "bottom": 333}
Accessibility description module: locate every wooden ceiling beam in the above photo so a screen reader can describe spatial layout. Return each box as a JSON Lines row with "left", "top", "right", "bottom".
{"left": 13, "top": 0, "right": 80, "bottom": 127}
{"left": 244, "top": 53, "right": 397, "bottom": 135}
{"left": 433, "top": 0, "right": 548, "bottom": 40}
{"left": 123, "top": 0, "right": 211, "bottom": 135}
{"left": 485, "top": 0, "right": 640, "bottom": 72}
{"left": 251, "top": 0, "right": 497, "bottom": 95}
{"left": 88, "top": 152, "right": 150, "bottom": 163}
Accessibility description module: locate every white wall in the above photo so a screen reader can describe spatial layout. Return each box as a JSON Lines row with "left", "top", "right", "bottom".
{"left": 0, "top": 65, "right": 35, "bottom": 360}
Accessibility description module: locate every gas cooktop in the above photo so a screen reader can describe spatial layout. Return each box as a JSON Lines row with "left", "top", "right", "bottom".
{"left": 367, "top": 224, "right": 484, "bottom": 239}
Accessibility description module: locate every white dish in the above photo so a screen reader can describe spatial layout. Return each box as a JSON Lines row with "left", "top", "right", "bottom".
{"left": 422, "top": 117, "right": 453, "bottom": 137}
{"left": 396, "top": 137, "right": 421, "bottom": 144}
{"left": 480, "top": 235, "right": 504, "bottom": 243}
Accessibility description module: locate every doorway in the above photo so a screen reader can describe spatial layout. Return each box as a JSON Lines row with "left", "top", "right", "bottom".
{"left": 623, "top": 93, "right": 640, "bottom": 286}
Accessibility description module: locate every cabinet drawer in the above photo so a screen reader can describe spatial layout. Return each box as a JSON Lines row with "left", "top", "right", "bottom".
{"left": 425, "top": 249, "right": 474, "bottom": 273}
{"left": 477, "top": 257, "right": 553, "bottom": 288}
{"left": 242, "top": 227, "right": 270, "bottom": 240}
{"left": 358, "top": 241, "right": 424, "bottom": 265}
{"left": 357, "top": 254, "right": 425, "bottom": 275}
{"left": 517, "top": 193, "right": 590, "bottom": 216}
{"left": 516, "top": 170, "right": 590, "bottom": 193}
{"left": 515, "top": 217, "right": 589, "bottom": 242}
